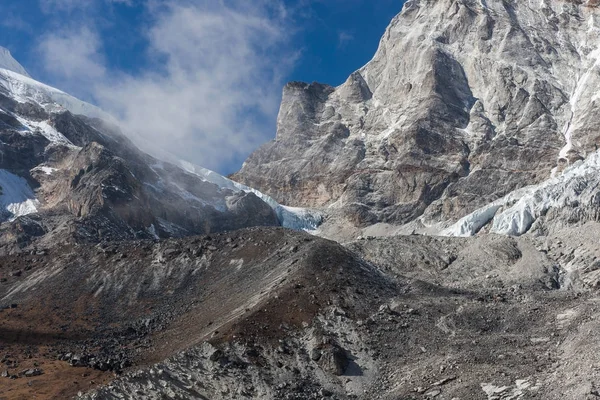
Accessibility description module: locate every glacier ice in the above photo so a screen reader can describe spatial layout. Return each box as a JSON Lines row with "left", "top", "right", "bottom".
{"left": 276, "top": 205, "right": 323, "bottom": 231}
{"left": 178, "top": 160, "right": 323, "bottom": 231}
{"left": 443, "top": 151, "right": 600, "bottom": 237}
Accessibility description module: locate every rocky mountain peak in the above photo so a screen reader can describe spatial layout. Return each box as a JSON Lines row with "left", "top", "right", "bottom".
{"left": 233, "top": 0, "right": 600, "bottom": 239}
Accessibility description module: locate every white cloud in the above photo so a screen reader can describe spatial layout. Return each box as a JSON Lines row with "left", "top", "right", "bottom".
{"left": 1, "top": 14, "right": 33, "bottom": 33}
{"left": 37, "top": 0, "right": 296, "bottom": 173}
{"left": 37, "top": 27, "right": 106, "bottom": 98}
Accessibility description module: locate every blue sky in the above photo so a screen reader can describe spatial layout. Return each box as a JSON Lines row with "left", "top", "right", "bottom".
{"left": 0, "top": 0, "right": 405, "bottom": 174}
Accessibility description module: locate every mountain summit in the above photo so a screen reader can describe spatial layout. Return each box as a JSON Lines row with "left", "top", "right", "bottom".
{"left": 0, "top": 46, "right": 30, "bottom": 77}
{"left": 0, "top": 52, "right": 320, "bottom": 251}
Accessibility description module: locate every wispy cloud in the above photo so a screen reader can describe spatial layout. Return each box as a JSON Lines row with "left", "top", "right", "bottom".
{"left": 1, "top": 14, "right": 33, "bottom": 33}
{"left": 338, "top": 31, "right": 354, "bottom": 48}
{"left": 37, "top": 27, "right": 106, "bottom": 97}
{"left": 37, "top": 0, "right": 296, "bottom": 173}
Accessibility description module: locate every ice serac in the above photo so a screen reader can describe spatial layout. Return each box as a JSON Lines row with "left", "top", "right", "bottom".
{"left": 0, "top": 46, "right": 30, "bottom": 77}
{"left": 443, "top": 150, "right": 600, "bottom": 237}
{"left": 233, "top": 0, "right": 600, "bottom": 235}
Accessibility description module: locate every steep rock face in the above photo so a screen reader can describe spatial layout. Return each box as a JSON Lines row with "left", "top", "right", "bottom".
{"left": 234, "top": 0, "right": 600, "bottom": 229}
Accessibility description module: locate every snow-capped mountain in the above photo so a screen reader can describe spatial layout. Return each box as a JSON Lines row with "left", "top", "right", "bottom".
{"left": 0, "top": 47, "right": 320, "bottom": 250}
{"left": 234, "top": 0, "right": 600, "bottom": 240}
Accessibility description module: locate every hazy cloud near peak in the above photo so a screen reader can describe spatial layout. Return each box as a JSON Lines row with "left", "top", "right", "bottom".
{"left": 338, "top": 31, "right": 354, "bottom": 48}
{"left": 37, "top": 0, "right": 296, "bottom": 174}
{"left": 37, "top": 27, "right": 106, "bottom": 97}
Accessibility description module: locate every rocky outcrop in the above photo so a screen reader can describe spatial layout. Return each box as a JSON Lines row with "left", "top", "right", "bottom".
{"left": 234, "top": 0, "right": 600, "bottom": 230}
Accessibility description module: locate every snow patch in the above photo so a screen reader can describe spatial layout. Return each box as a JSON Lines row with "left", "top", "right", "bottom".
{"left": 0, "top": 169, "right": 40, "bottom": 221}
{"left": 32, "top": 166, "right": 58, "bottom": 176}
{"left": 39, "top": 166, "right": 57, "bottom": 175}
{"left": 16, "top": 116, "right": 74, "bottom": 146}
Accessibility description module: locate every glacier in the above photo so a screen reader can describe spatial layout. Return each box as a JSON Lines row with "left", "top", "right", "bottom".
{"left": 442, "top": 150, "right": 600, "bottom": 237}
{"left": 178, "top": 160, "right": 323, "bottom": 231}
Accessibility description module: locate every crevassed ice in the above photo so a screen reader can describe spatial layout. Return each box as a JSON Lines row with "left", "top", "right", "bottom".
{"left": 442, "top": 151, "right": 600, "bottom": 237}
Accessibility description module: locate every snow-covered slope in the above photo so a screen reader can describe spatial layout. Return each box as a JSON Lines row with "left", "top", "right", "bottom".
{"left": 0, "top": 58, "right": 322, "bottom": 232}
{"left": 0, "top": 67, "right": 113, "bottom": 121}
{"left": 0, "top": 47, "right": 30, "bottom": 77}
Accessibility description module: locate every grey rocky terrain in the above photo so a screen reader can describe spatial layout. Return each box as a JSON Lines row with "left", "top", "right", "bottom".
{"left": 4, "top": 224, "right": 600, "bottom": 400}
{"left": 76, "top": 224, "right": 600, "bottom": 400}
